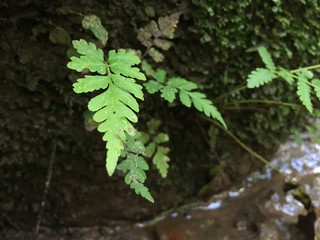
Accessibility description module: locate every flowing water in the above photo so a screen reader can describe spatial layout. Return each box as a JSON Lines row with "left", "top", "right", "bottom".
{"left": 4, "top": 139, "right": 320, "bottom": 240}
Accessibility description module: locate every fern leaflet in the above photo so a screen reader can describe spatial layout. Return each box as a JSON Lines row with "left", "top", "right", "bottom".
{"left": 297, "top": 73, "right": 313, "bottom": 113}
{"left": 258, "top": 46, "right": 276, "bottom": 71}
{"left": 247, "top": 68, "right": 277, "bottom": 88}
{"left": 67, "top": 40, "right": 107, "bottom": 74}
{"left": 312, "top": 79, "right": 320, "bottom": 101}
{"left": 183, "top": 91, "right": 226, "bottom": 128}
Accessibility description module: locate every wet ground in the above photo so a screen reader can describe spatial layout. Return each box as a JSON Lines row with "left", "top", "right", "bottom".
{"left": 3, "top": 137, "right": 320, "bottom": 240}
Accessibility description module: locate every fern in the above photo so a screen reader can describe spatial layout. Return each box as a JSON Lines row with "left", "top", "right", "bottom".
{"left": 143, "top": 62, "right": 227, "bottom": 128}
{"left": 67, "top": 39, "right": 146, "bottom": 177}
{"left": 247, "top": 46, "right": 320, "bottom": 113}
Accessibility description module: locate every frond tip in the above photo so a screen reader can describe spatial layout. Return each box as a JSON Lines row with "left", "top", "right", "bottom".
{"left": 117, "top": 154, "right": 154, "bottom": 203}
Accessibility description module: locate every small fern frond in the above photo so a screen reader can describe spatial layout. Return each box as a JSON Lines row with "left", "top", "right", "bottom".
{"left": 117, "top": 153, "right": 154, "bottom": 203}
{"left": 141, "top": 119, "right": 170, "bottom": 178}
{"left": 153, "top": 146, "right": 170, "bottom": 178}
{"left": 257, "top": 46, "right": 276, "bottom": 71}
{"left": 82, "top": 15, "right": 108, "bottom": 46}
{"left": 297, "top": 74, "right": 313, "bottom": 113}
{"left": 142, "top": 63, "right": 226, "bottom": 128}
{"left": 247, "top": 68, "right": 277, "bottom": 88}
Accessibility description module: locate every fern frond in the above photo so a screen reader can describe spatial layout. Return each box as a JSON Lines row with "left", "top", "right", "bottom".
{"left": 247, "top": 68, "right": 277, "bottom": 88}
{"left": 257, "top": 47, "right": 276, "bottom": 71}
{"left": 68, "top": 40, "right": 146, "bottom": 177}
{"left": 143, "top": 65, "right": 226, "bottom": 128}
{"left": 117, "top": 153, "right": 154, "bottom": 202}
{"left": 297, "top": 74, "right": 313, "bottom": 113}
{"left": 140, "top": 119, "right": 170, "bottom": 178}
{"left": 67, "top": 39, "right": 107, "bottom": 74}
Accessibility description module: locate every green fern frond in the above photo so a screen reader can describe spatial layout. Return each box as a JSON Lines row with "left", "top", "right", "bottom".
{"left": 297, "top": 74, "right": 313, "bottom": 113}
{"left": 67, "top": 39, "right": 146, "bottom": 176}
{"left": 117, "top": 153, "right": 154, "bottom": 202}
{"left": 247, "top": 68, "right": 277, "bottom": 88}
{"left": 257, "top": 46, "right": 276, "bottom": 71}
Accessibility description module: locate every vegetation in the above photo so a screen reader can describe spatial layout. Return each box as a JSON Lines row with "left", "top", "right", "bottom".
{"left": 2, "top": 1, "right": 320, "bottom": 215}
{"left": 67, "top": 14, "right": 320, "bottom": 201}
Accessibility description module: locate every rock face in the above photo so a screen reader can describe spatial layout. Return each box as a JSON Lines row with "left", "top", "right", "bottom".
{"left": 1, "top": 0, "right": 319, "bottom": 230}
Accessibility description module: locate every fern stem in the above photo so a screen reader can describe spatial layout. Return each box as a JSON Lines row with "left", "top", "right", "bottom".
{"left": 214, "top": 83, "right": 248, "bottom": 102}
{"left": 291, "top": 64, "right": 320, "bottom": 73}
{"left": 207, "top": 118, "right": 282, "bottom": 174}
{"left": 230, "top": 99, "right": 300, "bottom": 108}
{"left": 275, "top": 70, "right": 318, "bottom": 89}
